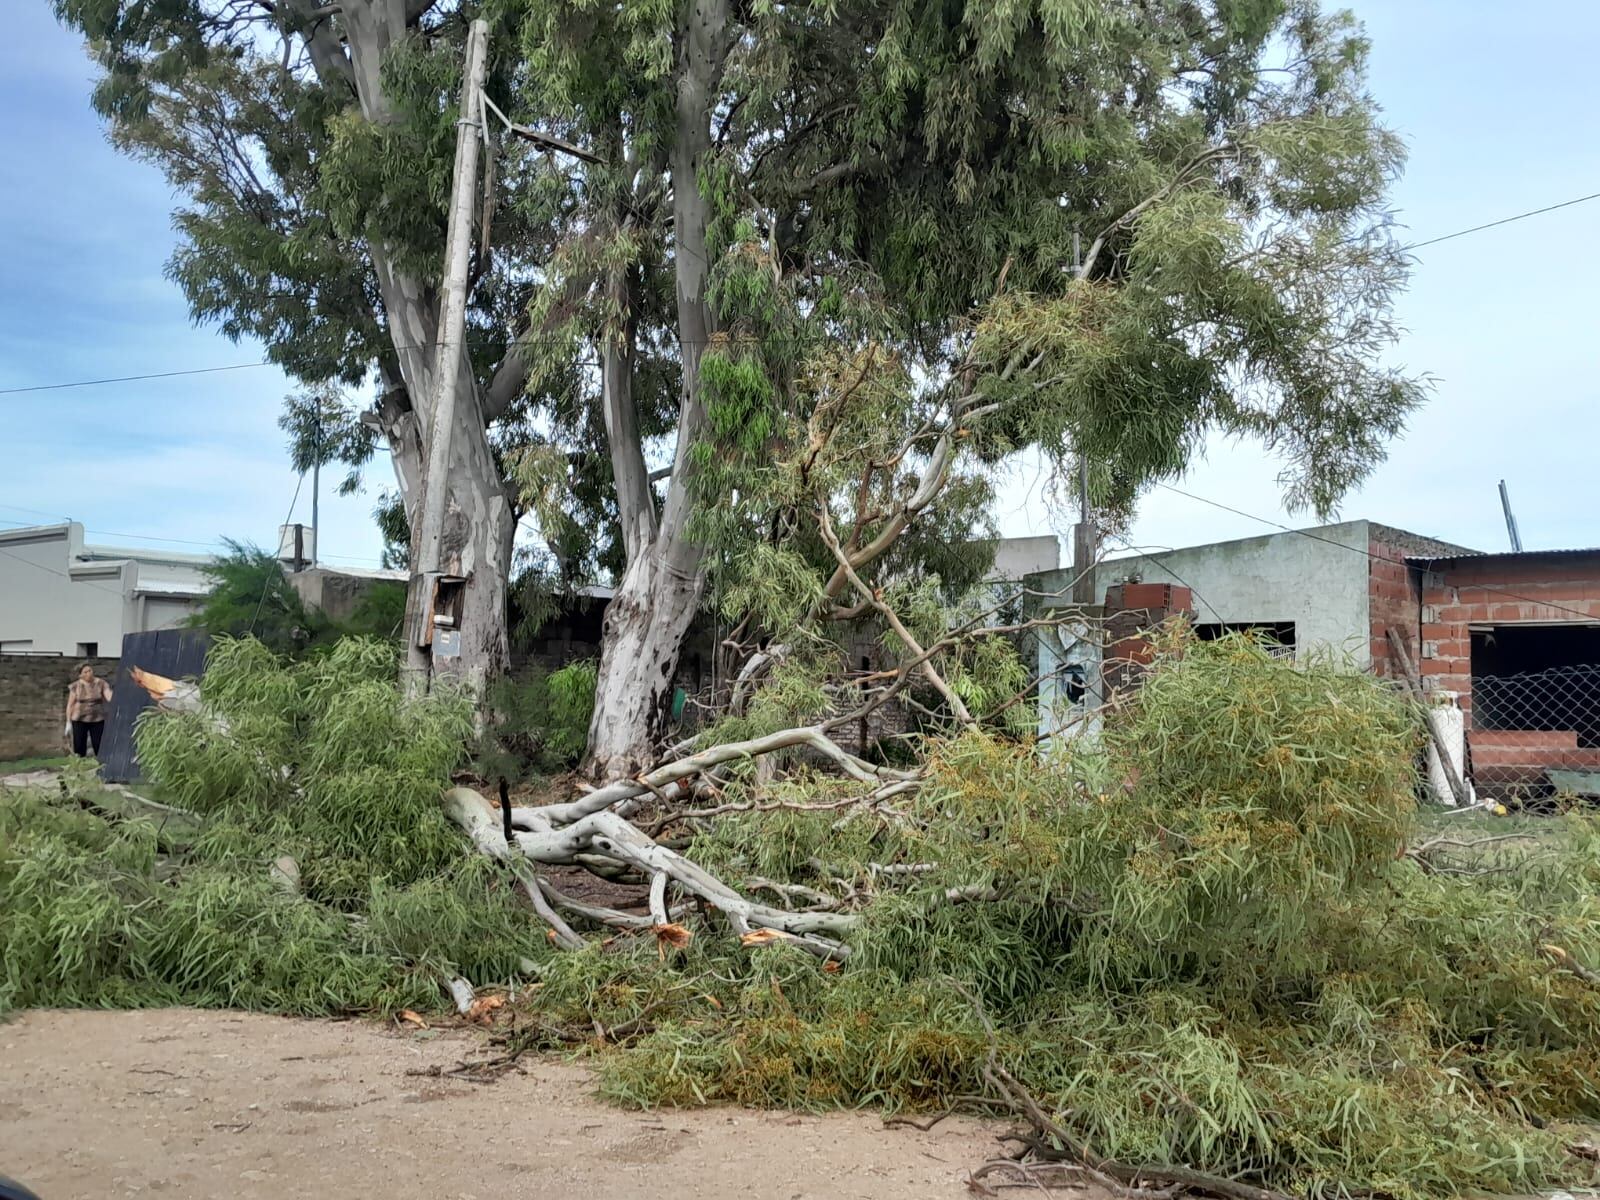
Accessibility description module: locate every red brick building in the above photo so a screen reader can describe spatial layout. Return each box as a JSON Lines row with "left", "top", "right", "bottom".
{"left": 1399, "top": 549, "right": 1600, "bottom": 798}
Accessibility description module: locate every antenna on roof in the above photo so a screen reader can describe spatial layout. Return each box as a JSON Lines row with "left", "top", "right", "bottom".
{"left": 1497, "top": 480, "right": 1523, "bottom": 553}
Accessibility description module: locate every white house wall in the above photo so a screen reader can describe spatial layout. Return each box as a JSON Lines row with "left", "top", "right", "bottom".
{"left": 0, "top": 524, "right": 212, "bottom": 655}
{"left": 1027, "top": 520, "right": 1380, "bottom": 739}
{"left": 1092, "top": 520, "right": 1375, "bottom": 667}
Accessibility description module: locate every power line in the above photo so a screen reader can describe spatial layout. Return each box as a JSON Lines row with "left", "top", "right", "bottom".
{"left": 0, "top": 501, "right": 72, "bottom": 521}
{"left": 1400, "top": 191, "right": 1600, "bottom": 252}
{"left": 0, "top": 361, "right": 270, "bottom": 396}
{"left": 0, "top": 543, "right": 135, "bottom": 601}
{"left": 1151, "top": 481, "right": 1600, "bottom": 625}
{"left": 3, "top": 185, "right": 1597, "bottom": 399}
{"left": 1100, "top": 529, "right": 1226, "bottom": 625}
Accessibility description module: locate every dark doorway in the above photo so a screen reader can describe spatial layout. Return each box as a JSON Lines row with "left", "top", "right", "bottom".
{"left": 1470, "top": 624, "right": 1600, "bottom": 745}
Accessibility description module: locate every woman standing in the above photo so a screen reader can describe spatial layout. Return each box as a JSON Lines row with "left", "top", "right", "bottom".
{"left": 65, "top": 663, "right": 113, "bottom": 759}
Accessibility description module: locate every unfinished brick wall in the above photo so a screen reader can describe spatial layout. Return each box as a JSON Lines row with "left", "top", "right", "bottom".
{"left": 1102, "top": 583, "right": 1194, "bottom": 697}
{"left": 1367, "top": 535, "right": 1423, "bottom": 681}
{"left": 0, "top": 654, "right": 120, "bottom": 760}
{"left": 1418, "top": 557, "right": 1600, "bottom": 713}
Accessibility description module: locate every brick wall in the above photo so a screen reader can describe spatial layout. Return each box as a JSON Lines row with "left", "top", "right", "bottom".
{"left": 0, "top": 654, "right": 120, "bottom": 760}
{"left": 1367, "top": 535, "right": 1423, "bottom": 681}
{"left": 1101, "top": 583, "right": 1194, "bottom": 697}
{"left": 1418, "top": 558, "right": 1600, "bottom": 713}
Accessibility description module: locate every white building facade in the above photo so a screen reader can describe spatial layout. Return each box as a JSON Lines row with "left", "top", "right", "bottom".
{"left": 0, "top": 523, "right": 214, "bottom": 657}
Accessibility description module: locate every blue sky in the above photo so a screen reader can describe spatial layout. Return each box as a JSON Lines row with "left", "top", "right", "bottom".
{"left": 2, "top": 2, "right": 1597, "bottom": 571}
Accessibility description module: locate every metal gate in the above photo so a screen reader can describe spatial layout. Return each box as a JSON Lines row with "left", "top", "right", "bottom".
{"left": 99, "top": 630, "right": 210, "bottom": 783}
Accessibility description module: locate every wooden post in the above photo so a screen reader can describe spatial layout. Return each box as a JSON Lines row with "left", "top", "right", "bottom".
{"left": 406, "top": 19, "right": 490, "bottom": 689}
{"left": 1386, "top": 626, "right": 1470, "bottom": 806}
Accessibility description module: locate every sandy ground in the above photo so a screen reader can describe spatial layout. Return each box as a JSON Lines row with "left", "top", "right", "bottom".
{"left": 0, "top": 1009, "right": 1002, "bottom": 1199}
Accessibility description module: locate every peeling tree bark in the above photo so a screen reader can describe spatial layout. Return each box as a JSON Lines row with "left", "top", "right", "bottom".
{"left": 581, "top": 0, "right": 730, "bottom": 779}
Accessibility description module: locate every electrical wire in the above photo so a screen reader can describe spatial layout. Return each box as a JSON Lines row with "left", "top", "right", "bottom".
{"left": 1151, "top": 481, "right": 1600, "bottom": 625}
{"left": 0, "top": 543, "right": 136, "bottom": 601}
{"left": 2, "top": 187, "right": 1598, "bottom": 398}
{"left": 1400, "top": 191, "right": 1600, "bottom": 252}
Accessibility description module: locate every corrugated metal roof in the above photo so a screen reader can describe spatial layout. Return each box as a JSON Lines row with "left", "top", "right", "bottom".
{"left": 1405, "top": 547, "right": 1600, "bottom": 566}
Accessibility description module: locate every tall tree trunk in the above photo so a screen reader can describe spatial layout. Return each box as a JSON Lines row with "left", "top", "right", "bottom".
{"left": 376, "top": 366, "right": 514, "bottom": 691}
{"left": 580, "top": 0, "right": 727, "bottom": 779}
{"left": 584, "top": 549, "right": 705, "bottom": 779}
{"left": 340, "top": 0, "right": 512, "bottom": 691}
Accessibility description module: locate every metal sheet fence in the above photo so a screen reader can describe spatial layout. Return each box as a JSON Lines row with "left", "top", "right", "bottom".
{"left": 99, "top": 630, "right": 210, "bottom": 783}
{"left": 1467, "top": 664, "right": 1600, "bottom": 802}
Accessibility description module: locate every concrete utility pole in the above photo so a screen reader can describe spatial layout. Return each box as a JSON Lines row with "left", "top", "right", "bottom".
{"left": 1072, "top": 459, "right": 1095, "bottom": 604}
{"left": 1070, "top": 228, "right": 1098, "bottom": 605}
{"left": 310, "top": 415, "right": 320, "bottom": 568}
{"left": 406, "top": 18, "right": 490, "bottom": 686}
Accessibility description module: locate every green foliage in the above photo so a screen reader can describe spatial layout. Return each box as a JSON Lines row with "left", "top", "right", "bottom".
{"left": 188, "top": 541, "right": 333, "bottom": 656}
{"left": 1, "top": 637, "right": 549, "bottom": 1016}
{"left": 59, "top": 0, "right": 1427, "bottom": 770}
{"left": 279, "top": 385, "right": 378, "bottom": 497}
{"left": 344, "top": 581, "right": 407, "bottom": 640}
{"left": 7, "top": 623, "right": 1600, "bottom": 1197}
{"left": 526, "top": 639, "right": 1600, "bottom": 1199}
{"left": 188, "top": 544, "right": 409, "bottom": 654}
{"left": 0, "top": 755, "right": 72, "bottom": 774}
{"left": 478, "top": 661, "right": 599, "bottom": 778}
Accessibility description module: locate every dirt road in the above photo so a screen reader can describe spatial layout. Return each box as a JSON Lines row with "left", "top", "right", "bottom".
{"left": 0, "top": 1009, "right": 999, "bottom": 1199}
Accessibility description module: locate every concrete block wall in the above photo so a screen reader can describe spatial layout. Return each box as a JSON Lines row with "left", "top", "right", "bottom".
{"left": 0, "top": 654, "right": 120, "bottom": 760}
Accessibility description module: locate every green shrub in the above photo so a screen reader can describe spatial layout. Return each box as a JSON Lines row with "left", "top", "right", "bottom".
{"left": 478, "top": 660, "right": 597, "bottom": 777}
{"left": 7, "top": 632, "right": 1600, "bottom": 1199}
{"left": 531, "top": 637, "right": 1600, "bottom": 1200}
{"left": 1, "top": 636, "right": 543, "bottom": 1016}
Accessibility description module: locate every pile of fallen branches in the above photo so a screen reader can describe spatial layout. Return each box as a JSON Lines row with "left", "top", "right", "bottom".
{"left": 11, "top": 632, "right": 1600, "bottom": 1200}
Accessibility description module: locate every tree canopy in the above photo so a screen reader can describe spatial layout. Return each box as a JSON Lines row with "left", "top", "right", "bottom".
{"left": 55, "top": 0, "right": 1424, "bottom": 769}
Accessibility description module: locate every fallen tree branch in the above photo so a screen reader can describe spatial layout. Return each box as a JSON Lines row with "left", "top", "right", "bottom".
{"left": 445, "top": 785, "right": 854, "bottom": 959}
{"left": 952, "top": 981, "right": 1292, "bottom": 1200}
{"left": 520, "top": 875, "right": 587, "bottom": 950}
{"left": 1542, "top": 943, "right": 1600, "bottom": 986}
{"left": 446, "top": 976, "right": 475, "bottom": 1015}
{"left": 818, "top": 507, "right": 975, "bottom": 726}
{"left": 642, "top": 784, "right": 910, "bottom": 836}
{"left": 514, "top": 724, "right": 917, "bottom": 828}
{"left": 538, "top": 878, "right": 670, "bottom": 931}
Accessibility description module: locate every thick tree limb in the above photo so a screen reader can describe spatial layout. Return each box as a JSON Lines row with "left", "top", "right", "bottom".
{"left": 601, "top": 258, "right": 657, "bottom": 561}
{"left": 445, "top": 786, "right": 852, "bottom": 959}
{"left": 817, "top": 509, "right": 975, "bottom": 726}
{"left": 537, "top": 878, "right": 663, "bottom": 931}
{"left": 520, "top": 724, "right": 916, "bottom": 829}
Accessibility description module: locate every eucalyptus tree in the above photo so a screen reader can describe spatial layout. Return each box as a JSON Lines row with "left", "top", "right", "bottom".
{"left": 56, "top": 0, "right": 1421, "bottom": 777}
{"left": 502, "top": 0, "right": 1422, "bottom": 774}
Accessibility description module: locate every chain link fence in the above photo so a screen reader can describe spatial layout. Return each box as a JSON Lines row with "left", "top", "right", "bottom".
{"left": 1467, "top": 664, "right": 1600, "bottom": 802}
